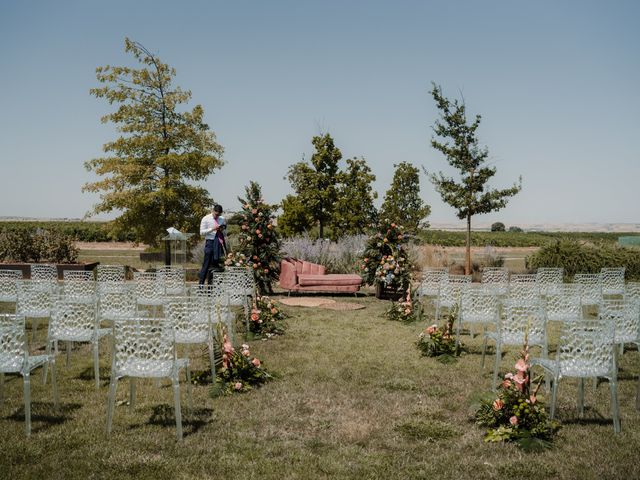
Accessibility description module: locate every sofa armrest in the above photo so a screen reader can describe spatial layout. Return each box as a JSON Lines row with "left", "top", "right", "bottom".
{"left": 279, "top": 259, "right": 298, "bottom": 289}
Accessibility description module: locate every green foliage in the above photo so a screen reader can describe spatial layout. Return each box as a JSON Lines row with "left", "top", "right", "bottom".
{"left": 333, "top": 157, "right": 378, "bottom": 236}
{"left": 385, "top": 288, "right": 421, "bottom": 323}
{"left": 380, "top": 162, "right": 430, "bottom": 232}
{"left": 508, "top": 225, "right": 523, "bottom": 232}
{"left": 428, "top": 83, "right": 522, "bottom": 273}
{"left": 475, "top": 338, "right": 559, "bottom": 450}
{"left": 248, "top": 295, "right": 288, "bottom": 337}
{"left": 416, "top": 310, "right": 462, "bottom": 359}
{"left": 526, "top": 239, "right": 640, "bottom": 280}
{"left": 0, "top": 221, "right": 134, "bottom": 242}
{"left": 0, "top": 228, "right": 79, "bottom": 263}
{"left": 235, "top": 181, "right": 281, "bottom": 294}
{"left": 360, "top": 220, "right": 412, "bottom": 291}
{"left": 285, "top": 134, "right": 341, "bottom": 238}
{"left": 278, "top": 194, "right": 314, "bottom": 237}
{"left": 83, "top": 38, "right": 224, "bottom": 246}
{"left": 491, "top": 222, "right": 505, "bottom": 232}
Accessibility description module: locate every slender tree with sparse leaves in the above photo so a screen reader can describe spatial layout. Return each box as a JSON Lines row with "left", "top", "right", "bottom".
{"left": 379, "top": 162, "right": 430, "bottom": 233}
{"left": 428, "top": 83, "right": 522, "bottom": 274}
{"left": 236, "top": 182, "right": 281, "bottom": 294}
{"left": 83, "top": 38, "right": 224, "bottom": 245}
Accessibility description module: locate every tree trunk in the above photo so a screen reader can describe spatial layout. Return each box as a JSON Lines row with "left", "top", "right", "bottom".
{"left": 465, "top": 214, "right": 471, "bottom": 275}
{"left": 319, "top": 219, "right": 324, "bottom": 239}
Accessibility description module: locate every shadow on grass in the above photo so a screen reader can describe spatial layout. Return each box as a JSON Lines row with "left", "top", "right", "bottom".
{"left": 76, "top": 366, "right": 112, "bottom": 385}
{"left": 124, "top": 404, "right": 214, "bottom": 438}
{"left": 5, "top": 402, "right": 82, "bottom": 433}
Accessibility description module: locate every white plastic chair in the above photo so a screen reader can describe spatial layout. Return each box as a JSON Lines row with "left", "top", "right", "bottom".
{"left": 0, "top": 313, "right": 59, "bottom": 436}
{"left": 59, "top": 273, "right": 97, "bottom": 305}
{"left": 536, "top": 267, "right": 563, "bottom": 296}
{"left": 166, "top": 296, "right": 216, "bottom": 381}
{"left": 30, "top": 264, "right": 58, "bottom": 282}
{"left": 457, "top": 287, "right": 499, "bottom": 349}
{"left": 133, "top": 271, "right": 166, "bottom": 316}
{"left": 435, "top": 275, "right": 471, "bottom": 322}
{"left": 96, "top": 265, "right": 127, "bottom": 295}
{"left": 45, "top": 299, "right": 110, "bottom": 388}
{"left": 106, "top": 317, "right": 191, "bottom": 441}
{"left": 97, "top": 286, "right": 138, "bottom": 326}
{"left": 507, "top": 273, "right": 539, "bottom": 306}
{"left": 417, "top": 267, "right": 448, "bottom": 303}
{"left": 0, "top": 269, "right": 22, "bottom": 308}
{"left": 600, "top": 267, "right": 625, "bottom": 296}
{"left": 483, "top": 301, "right": 548, "bottom": 390}
{"left": 531, "top": 318, "right": 619, "bottom": 433}
{"left": 480, "top": 267, "right": 509, "bottom": 296}
{"left": 190, "top": 284, "right": 234, "bottom": 343}
{"left": 16, "top": 280, "right": 54, "bottom": 344}
{"left": 158, "top": 266, "right": 186, "bottom": 296}
{"left": 599, "top": 298, "right": 640, "bottom": 354}
{"left": 544, "top": 284, "right": 581, "bottom": 322}
{"left": 574, "top": 273, "right": 602, "bottom": 307}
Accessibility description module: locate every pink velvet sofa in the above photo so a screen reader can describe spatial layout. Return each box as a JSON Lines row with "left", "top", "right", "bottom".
{"left": 279, "top": 258, "right": 362, "bottom": 294}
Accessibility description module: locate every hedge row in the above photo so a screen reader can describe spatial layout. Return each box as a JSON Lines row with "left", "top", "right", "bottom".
{"left": 0, "top": 221, "right": 135, "bottom": 242}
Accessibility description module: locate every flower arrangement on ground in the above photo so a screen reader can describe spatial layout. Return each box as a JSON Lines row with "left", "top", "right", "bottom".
{"left": 235, "top": 181, "right": 281, "bottom": 294}
{"left": 360, "top": 219, "right": 412, "bottom": 295}
{"left": 249, "top": 295, "right": 287, "bottom": 337}
{"left": 416, "top": 310, "right": 461, "bottom": 359}
{"left": 224, "top": 251, "right": 248, "bottom": 268}
{"left": 386, "top": 287, "right": 422, "bottom": 323}
{"left": 475, "top": 335, "right": 559, "bottom": 450}
{"left": 210, "top": 325, "right": 273, "bottom": 396}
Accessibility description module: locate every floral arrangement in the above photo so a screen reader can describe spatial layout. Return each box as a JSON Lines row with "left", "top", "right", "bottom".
{"left": 416, "top": 311, "right": 461, "bottom": 359}
{"left": 360, "top": 219, "right": 412, "bottom": 293}
{"left": 248, "top": 295, "right": 287, "bottom": 337}
{"left": 386, "top": 287, "right": 421, "bottom": 323}
{"left": 475, "top": 336, "right": 559, "bottom": 450}
{"left": 210, "top": 325, "right": 273, "bottom": 395}
{"left": 235, "top": 181, "right": 281, "bottom": 294}
{"left": 224, "top": 251, "right": 248, "bottom": 268}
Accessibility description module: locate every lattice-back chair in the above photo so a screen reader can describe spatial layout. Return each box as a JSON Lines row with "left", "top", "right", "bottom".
{"left": 574, "top": 273, "right": 602, "bottom": 308}
{"left": 45, "top": 299, "right": 110, "bottom": 388}
{"left": 599, "top": 298, "right": 640, "bottom": 354}
{"left": 16, "top": 280, "right": 55, "bottom": 344}
{"left": 158, "top": 266, "right": 186, "bottom": 296}
{"left": 600, "top": 267, "right": 625, "bottom": 296}
{"left": 0, "top": 269, "right": 22, "bottom": 309}
{"left": 435, "top": 275, "right": 471, "bottom": 322}
{"left": 417, "top": 267, "right": 448, "bottom": 304}
{"left": 483, "top": 301, "right": 548, "bottom": 390}
{"left": 0, "top": 313, "right": 59, "bottom": 436}
{"left": 530, "top": 318, "right": 619, "bottom": 432}
{"left": 97, "top": 286, "right": 137, "bottom": 327}
{"left": 624, "top": 282, "right": 640, "bottom": 306}
{"left": 219, "top": 269, "right": 253, "bottom": 331}
{"left": 536, "top": 267, "right": 563, "bottom": 296}
{"left": 544, "top": 284, "right": 582, "bottom": 323}
{"left": 96, "top": 265, "right": 127, "bottom": 295}
{"left": 166, "top": 296, "right": 215, "bottom": 381}
{"left": 189, "top": 284, "right": 234, "bottom": 343}
{"left": 507, "top": 274, "right": 539, "bottom": 306}
{"left": 457, "top": 287, "right": 499, "bottom": 349}
{"left": 60, "top": 271, "right": 97, "bottom": 305}
{"left": 106, "top": 317, "right": 191, "bottom": 441}
{"left": 480, "top": 267, "right": 509, "bottom": 296}
{"left": 133, "top": 271, "right": 166, "bottom": 316}
{"left": 30, "top": 264, "right": 58, "bottom": 282}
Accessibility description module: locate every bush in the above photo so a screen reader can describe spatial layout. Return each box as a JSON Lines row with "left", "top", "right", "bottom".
{"left": 0, "top": 228, "right": 79, "bottom": 263}
{"left": 491, "top": 222, "right": 505, "bottom": 232}
{"left": 508, "top": 226, "right": 523, "bottom": 232}
{"left": 525, "top": 239, "right": 640, "bottom": 280}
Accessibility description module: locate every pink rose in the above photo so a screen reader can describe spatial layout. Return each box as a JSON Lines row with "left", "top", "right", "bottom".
{"left": 234, "top": 382, "right": 243, "bottom": 390}
{"left": 509, "top": 416, "right": 518, "bottom": 426}
{"left": 426, "top": 325, "right": 437, "bottom": 335}
{"left": 515, "top": 359, "right": 528, "bottom": 373}
{"left": 252, "top": 358, "right": 261, "bottom": 367}
{"left": 502, "top": 379, "right": 512, "bottom": 389}
{"left": 493, "top": 399, "right": 504, "bottom": 411}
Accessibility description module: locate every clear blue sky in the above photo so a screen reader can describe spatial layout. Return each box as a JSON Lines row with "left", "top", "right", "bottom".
{"left": 1, "top": 0, "right": 638, "bottom": 226}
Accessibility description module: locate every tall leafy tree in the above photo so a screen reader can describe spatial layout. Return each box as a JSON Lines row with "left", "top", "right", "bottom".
{"left": 236, "top": 182, "right": 280, "bottom": 294}
{"left": 83, "top": 38, "right": 224, "bottom": 245}
{"left": 379, "top": 162, "right": 430, "bottom": 233}
{"left": 278, "top": 195, "right": 313, "bottom": 237}
{"left": 285, "top": 134, "right": 341, "bottom": 238}
{"left": 428, "top": 83, "right": 522, "bottom": 274}
{"left": 333, "top": 157, "right": 378, "bottom": 236}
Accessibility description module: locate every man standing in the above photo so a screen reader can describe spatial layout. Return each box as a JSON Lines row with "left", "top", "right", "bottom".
{"left": 198, "top": 204, "right": 226, "bottom": 284}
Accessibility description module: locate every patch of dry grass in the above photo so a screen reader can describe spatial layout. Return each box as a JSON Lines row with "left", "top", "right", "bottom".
{"left": 1, "top": 295, "right": 640, "bottom": 479}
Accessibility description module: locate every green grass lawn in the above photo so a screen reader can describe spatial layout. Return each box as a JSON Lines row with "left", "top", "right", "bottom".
{"left": 2, "top": 294, "right": 640, "bottom": 479}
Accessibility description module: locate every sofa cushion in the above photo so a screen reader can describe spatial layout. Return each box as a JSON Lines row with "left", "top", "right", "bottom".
{"left": 294, "top": 284, "right": 361, "bottom": 293}
{"left": 279, "top": 259, "right": 298, "bottom": 289}
{"left": 298, "top": 273, "right": 362, "bottom": 287}
{"left": 301, "top": 261, "right": 325, "bottom": 276}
